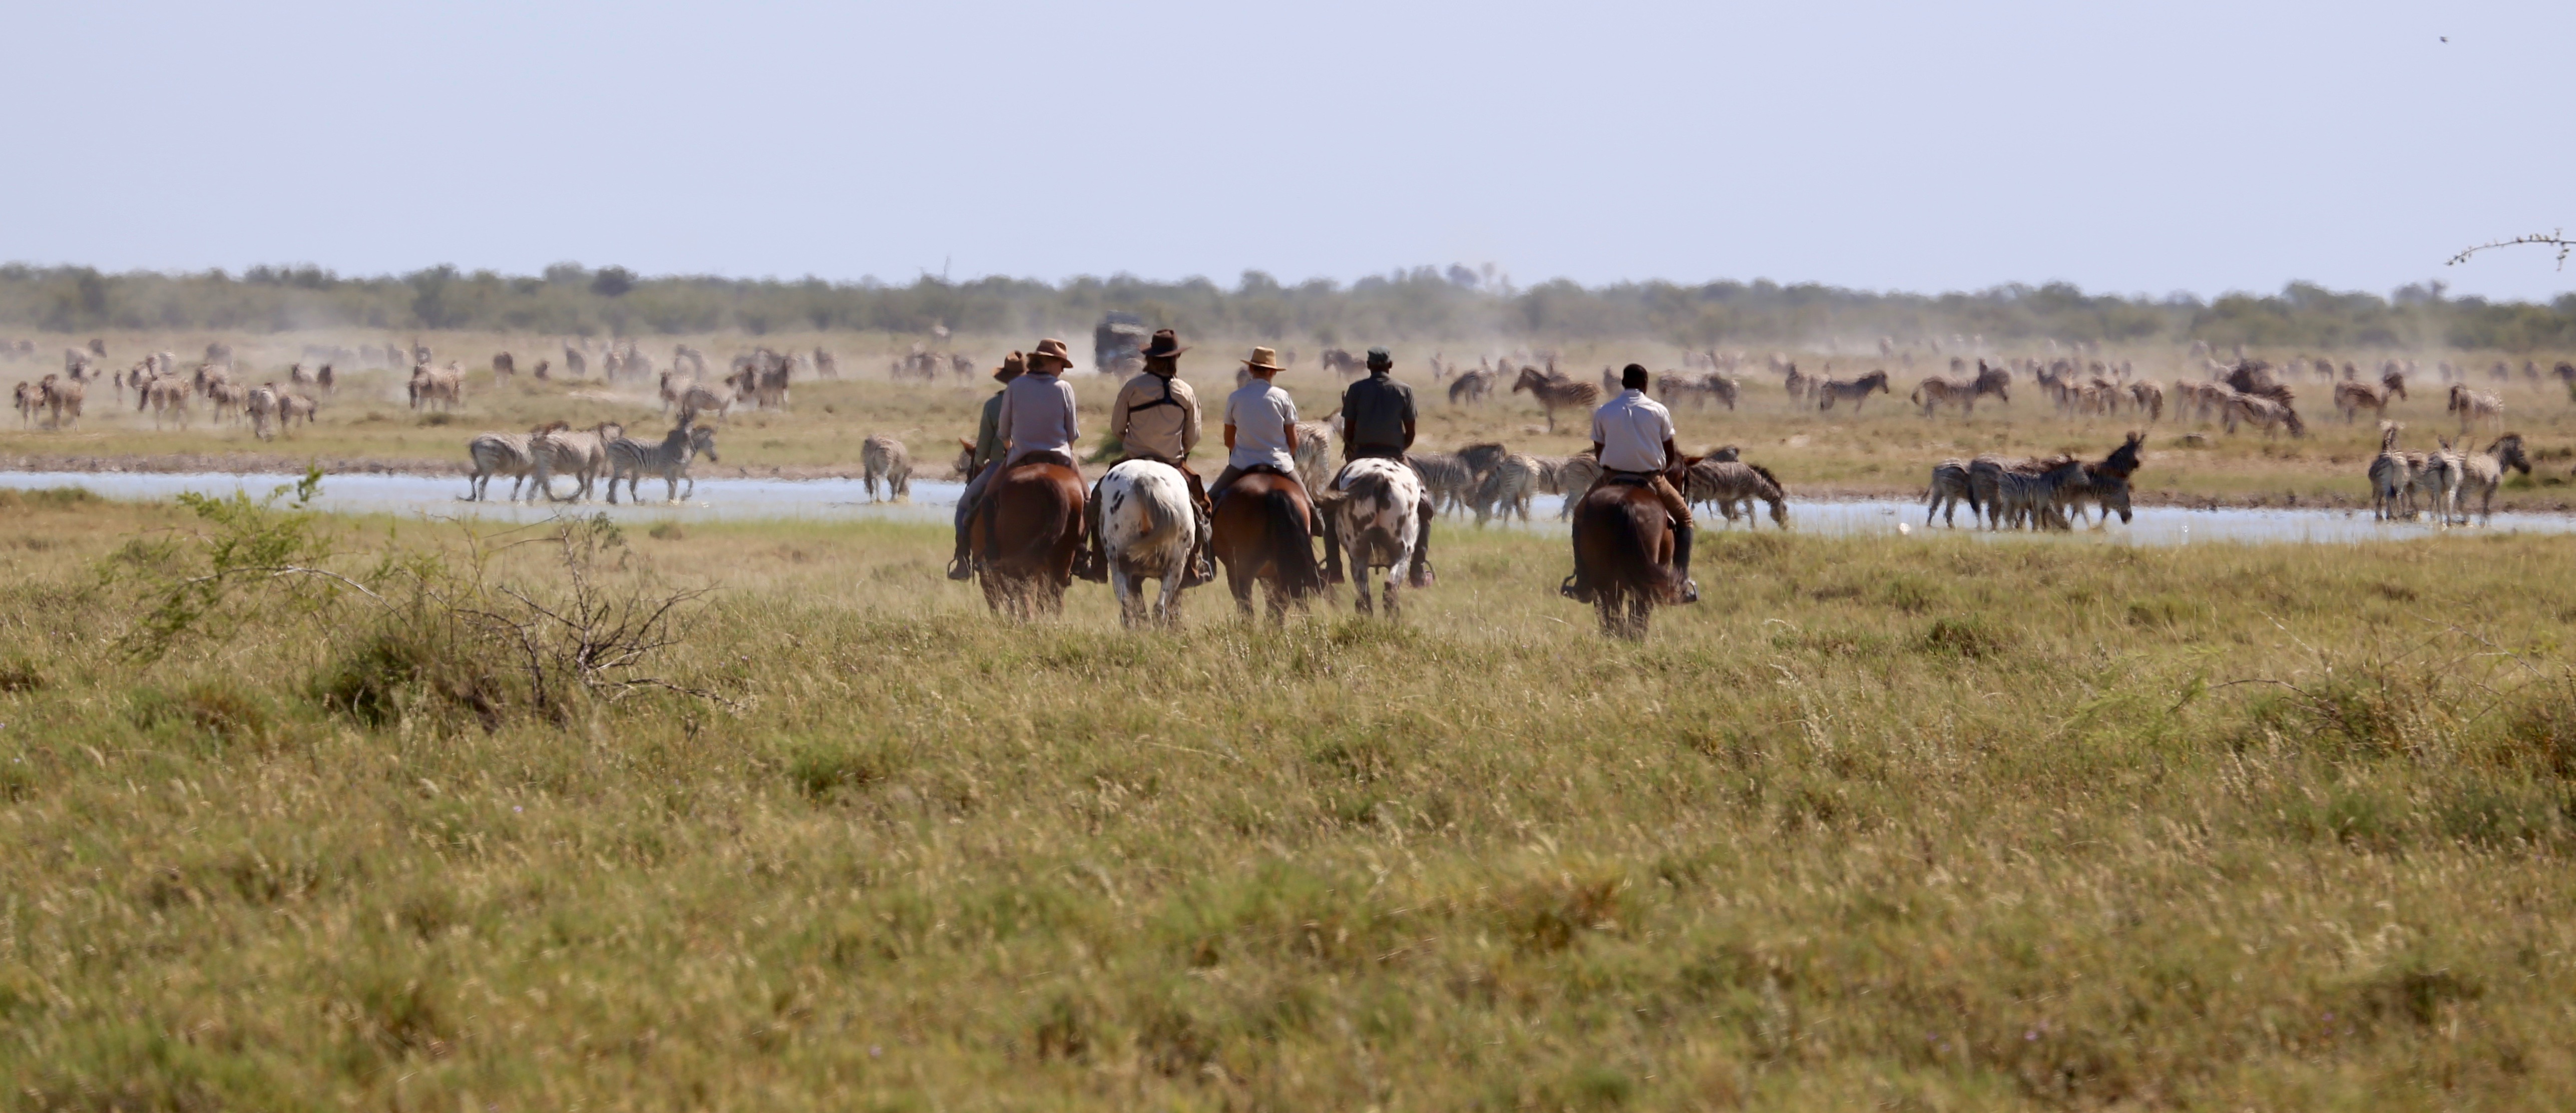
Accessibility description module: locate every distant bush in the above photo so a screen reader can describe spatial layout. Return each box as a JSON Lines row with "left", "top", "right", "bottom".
{"left": 4, "top": 262, "right": 2571, "bottom": 350}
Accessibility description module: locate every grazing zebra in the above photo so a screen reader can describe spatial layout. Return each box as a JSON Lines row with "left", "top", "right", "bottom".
{"left": 464, "top": 424, "right": 557, "bottom": 502}
{"left": 2333, "top": 370, "right": 2408, "bottom": 423}
{"left": 1925, "top": 459, "right": 1974, "bottom": 526}
{"left": 861, "top": 435, "right": 912, "bottom": 502}
{"left": 2447, "top": 384, "right": 2503, "bottom": 435}
{"left": 1411, "top": 452, "right": 1476, "bottom": 516}
{"left": 1686, "top": 459, "right": 1787, "bottom": 527}
{"left": 1096, "top": 459, "right": 1199, "bottom": 628}
{"left": 1442, "top": 365, "right": 1494, "bottom": 406}
{"left": 1510, "top": 366, "right": 1601, "bottom": 433}
{"left": 1470, "top": 453, "right": 1541, "bottom": 525}
{"left": 2221, "top": 394, "right": 2304, "bottom": 439}
{"left": 1816, "top": 370, "right": 1890, "bottom": 412}
{"left": 1658, "top": 371, "right": 1739, "bottom": 411}
{"left": 607, "top": 422, "right": 720, "bottom": 504}
{"left": 531, "top": 422, "right": 625, "bottom": 502}
{"left": 2367, "top": 423, "right": 2418, "bottom": 522}
{"left": 2452, "top": 433, "right": 2531, "bottom": 524}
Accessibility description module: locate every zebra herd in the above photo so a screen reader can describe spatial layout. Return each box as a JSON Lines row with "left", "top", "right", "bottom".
{"left": 2369, "top": 423, "right": 2530, "bottom": 526}
{"left": 1406, "top": 441, "right": 1790, "bottom": 529}
{"left": 462, "top": 417, "right": 720, "bottom": 505}
{"left": 1925, "top": 434, "right": 2145, "bottom": 531}
{"left": 12, "top": 348, "right": 334, "bottom": 439}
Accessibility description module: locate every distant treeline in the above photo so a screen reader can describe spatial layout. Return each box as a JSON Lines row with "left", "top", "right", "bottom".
{"left": 3, "top": 262, "right": 2572, "bottom": 352}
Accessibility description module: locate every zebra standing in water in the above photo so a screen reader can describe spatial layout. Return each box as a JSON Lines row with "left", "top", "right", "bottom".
{"left": 607, "top": 421, "right": 721, "bottom": 504}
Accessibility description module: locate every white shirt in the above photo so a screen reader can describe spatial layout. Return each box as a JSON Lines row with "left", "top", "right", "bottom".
{"left": 1591, "top": 389, "right": 1675, "bottom": 473}
{"left": 1223, "top": 381, "right": 1299, "bottom": 473}
{"left": 996, "top": 372, "right": 1080, "bottom": 465}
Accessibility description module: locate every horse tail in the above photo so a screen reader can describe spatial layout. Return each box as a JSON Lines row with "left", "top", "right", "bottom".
{"left": 1266, "top": 488, "right": 1325, "bottom": 598}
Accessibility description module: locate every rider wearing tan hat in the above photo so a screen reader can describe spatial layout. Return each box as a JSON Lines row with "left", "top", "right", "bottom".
{"left": 1077, "top": 328, "right": 1213, "bottom": 585}
{"left": 1208, "top": 346, "right": 1309, "bottom": 524}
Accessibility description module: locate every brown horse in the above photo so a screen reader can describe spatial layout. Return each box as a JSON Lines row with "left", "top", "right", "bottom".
{"left": 1569, "top": 478, "right": 1680, "bottom": 640}
{"left": 1210, "top": 470, "right": 1324, "bottom": 621}
{"left": 970, "top": 457, "right": 1086, "bottom": 619}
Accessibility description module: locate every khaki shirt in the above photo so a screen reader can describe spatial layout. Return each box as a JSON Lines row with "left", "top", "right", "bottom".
{"left": 1108, "top": 371, "right": 1200, "bottom": 462}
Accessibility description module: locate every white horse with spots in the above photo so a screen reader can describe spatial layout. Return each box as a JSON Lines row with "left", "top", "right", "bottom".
{"left": 1319, "top": 457, "right": 1426, "bottom": 619}
{"left": 1096, "top": 459, "right": 1200, "bottom": 628}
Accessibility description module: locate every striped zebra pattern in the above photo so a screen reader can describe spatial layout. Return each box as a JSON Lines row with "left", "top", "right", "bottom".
{"left": 607, "top": 423, "right": 719, "bottom": 505}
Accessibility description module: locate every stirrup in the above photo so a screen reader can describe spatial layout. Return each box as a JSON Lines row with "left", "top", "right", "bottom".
{"left": 1408, "top": 561, "right": 1434, "bottom": 589}
{"left": 946, "top": 555, "right": 975, "bottom": 581}
{"left": 1559, "top": 574, "right": 1593, "bottom": 603}
{"left": 1678, "top": 578, "right": 1701, "bottom": 604}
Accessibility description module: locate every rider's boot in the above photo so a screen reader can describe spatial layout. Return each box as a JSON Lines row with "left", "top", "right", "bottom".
{"left": 1182, "top": 504, "right": 1215, "bottom": 586}
{"left": 1559, "top": 552, "right": 1594, "bottom": 603}
{"left": 1407, "top": 500, "right": 1435, "bottom": 588}
{"left": 1673, "top": 523, "right": 1700, "bottom": 604}
{"left": 946, "top": 525, "right": 975, "bottom": 580}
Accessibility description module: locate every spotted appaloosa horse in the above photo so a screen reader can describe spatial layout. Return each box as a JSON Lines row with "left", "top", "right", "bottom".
{"left": 1318, "top": 457, "right": 1425, "bottom": 619}
{"left": 1569, "top": 477, "right": 1682, "bottom": 640}
{"left": 971, "top": 455, "right": 1086, "bottom": 619}
{"left": 1210, "top": 469, "right": 1324, "bottom": 621}
{"left": 1096, "top": 459, "right": 1199, "bottom": 628}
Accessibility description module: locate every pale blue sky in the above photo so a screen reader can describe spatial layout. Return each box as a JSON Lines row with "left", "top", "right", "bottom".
{"left": 7, "top": 0, "right": 2569, "bottom": 301}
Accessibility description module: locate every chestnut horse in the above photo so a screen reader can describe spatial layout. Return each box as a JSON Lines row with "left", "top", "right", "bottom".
{"left": 1569, "top": 477, "right": 1681, "bottom": 640}
{"left": 1210, "top": 470, "right": 1324, "bottom": 620}
{"left": 970, "top": 457, "right": 1086, "bottom": 619}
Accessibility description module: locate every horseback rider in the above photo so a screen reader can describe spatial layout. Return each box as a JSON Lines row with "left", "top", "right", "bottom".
{"left": 1208, "top": 346, "right": 1311, "bottom": 526}
{"left": 1075, "top": 329, "right": 1213, "bottom": 585}
{"left": 1332, "top": 345, "right": 1434, "bottom": 587}
{"left": 1561, "top": 363, "right": 1699, "bottom": 604}
{"left": 946, "top": 350, "right": 1025, "bottom": 579}
{"left": 947, "top": 338, "right": 1081, "bottom": 580}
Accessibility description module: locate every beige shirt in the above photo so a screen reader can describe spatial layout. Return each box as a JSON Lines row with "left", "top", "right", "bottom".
{"left": 1108, "top": 371, "right": 1200, "bottom": 462}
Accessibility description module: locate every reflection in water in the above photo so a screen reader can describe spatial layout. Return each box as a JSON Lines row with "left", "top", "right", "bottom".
{"left": 4, "top": 470, "right": 2570, "bottom": 546}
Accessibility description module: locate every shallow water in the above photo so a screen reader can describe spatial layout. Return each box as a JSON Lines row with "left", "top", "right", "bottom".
{"left": 4, "top": 469, "right": 2570, "bottom": 545}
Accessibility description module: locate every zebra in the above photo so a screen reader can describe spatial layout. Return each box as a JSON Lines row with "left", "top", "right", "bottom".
{"left": 2221, "top": 394, "right": 2304, "bottom": 439}
{"left": 607, "top": 422, "right": 720, "bottom": 504}
{"left": 1411, "top": 452, "right": 1476, "bottom": 516}
{"left": 39, "top": 375, "right": 85, "bottom": 430}
{"left": 1511, "top": 366, "right": 1601, "bottom": 433}
{"left": 2333, "top": 371, "right": 2407, "bottom": 423}
{"left": 12, "top": 381, "right": 37, "bottom": 427}
{"left": 276, "top": 391, "right": 317, "bottom": 433}
{"left": 1549, "top": 454, "right": 1604, "bottom": 520}
{"left": 464, "top": 425, "right": 555, "bottom": 502}
{"left": 1925, "top": 459, "right": 1974, "bottom": 526}
{"left": 2125, "top": 380, "right": 2164, "bottom": 422}
{"left": 531, "top": 422, "right": 624, "bottom": 502}
{"left": 861, "top": 435, "right": 911, "bottom": 502}
{"left": 2452, "top": 433, "right": 2531, "bottom": 524}
{"left": 1816, "top": 370, "right": 1890, "bottom": 413}
{"left": 246, "top": 384, "right": 280, "bottom": 441}
{"left": 2447, "top": 385, "right": 2504, "bottom": 436}
{"left": 1292, "top": 420, "right": 1336, "bottom": 494}
{"left": 1446, "top": 366, "right": 1496, "bottom": 405}
{"left": 2368, "top": 424, "right": 2418, "bottom": 522}
{"left": 1686, "top": 459, "right": 1787, "bottom": 527}
{"left": 492, "top": 351, "right": 517, "bottom": 378}
{"left": 408, "top": 363, "right": 465, "bottom": 412}
{"left": 2419, "top": 438, "right": 2466, "bottom": 526}
{"left": 1470, "top": 453, "right": 1541, "bottom": 525}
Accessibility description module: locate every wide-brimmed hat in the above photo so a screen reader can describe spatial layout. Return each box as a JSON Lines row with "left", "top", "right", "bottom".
{"left": 1139, "top": 329, "right": 1187, "bottom": 361}
{"left": 993, "top": 351, "right": 1026, "bottom": 382}
{"left": 1241, "top": 346, "right": 1286, "bottom": 374}
{"left": 1028, "top": 338, "right": 1075, "bottom": 370}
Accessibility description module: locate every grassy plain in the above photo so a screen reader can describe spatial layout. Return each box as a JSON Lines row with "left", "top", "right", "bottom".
{"left": 8, "top": 330, "right": 2576, "bottom": 512}
{"left": 4, "top": 484, "right": 2576, "bottom": 1108}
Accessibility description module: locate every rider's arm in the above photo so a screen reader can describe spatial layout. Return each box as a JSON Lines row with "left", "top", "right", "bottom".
{"left": 1223, "top": 423, "right": 1236, "bottom": 451}
{"left": 995, "top": 385, "right": 1018, "bottom": 456}
{"left": 1284, "top": 422, "right": 1300, "bottom": 455}
{"left": 1107, "top": 380, "right": 1133, "bottom": 443}
{"left": 1180, "top": 383, "right": 1200, "bottom": 460}
{"left": 1661, "top": 437, "right": 1682, "bottom": 475}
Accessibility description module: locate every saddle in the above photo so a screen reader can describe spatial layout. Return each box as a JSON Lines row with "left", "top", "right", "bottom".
{"left": 1599, "top": 469, "right": 1659, "bottom": 487}
{"left": 1228, "top": 463, "right": 1300, "bottom": 488}
{"left": 1009, "top": 449, "right": 1077, "bottom": 472}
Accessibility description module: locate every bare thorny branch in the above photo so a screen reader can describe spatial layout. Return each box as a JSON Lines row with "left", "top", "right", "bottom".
{"left": 2449, "top": 229, "right": 2573, "bottom": 270}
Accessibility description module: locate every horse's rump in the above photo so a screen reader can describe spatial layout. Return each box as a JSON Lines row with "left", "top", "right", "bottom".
{"left": 1213, "top": 471, "right": 1323, "bottom": 599}
{"left": 1572, "top": 483, "right": 1678, "bottom": 604}
{"left": 979, "top": 461, "right": 1085, "bottom": 575}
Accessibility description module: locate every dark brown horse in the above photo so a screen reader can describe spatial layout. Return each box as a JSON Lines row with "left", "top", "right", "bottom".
{"left": 970, "top": 457, "right": 1085, "bottom": 619}
{"left": 1210, "top": 470, "right": 1324, "bottom": 620}
{"left": 1569, "top": 478, "right": 1681, "bottom": 640}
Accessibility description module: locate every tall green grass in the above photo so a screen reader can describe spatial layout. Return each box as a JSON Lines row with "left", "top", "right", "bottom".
{"left": 3, "top": 496, "right": 2573, "bottom": 1108}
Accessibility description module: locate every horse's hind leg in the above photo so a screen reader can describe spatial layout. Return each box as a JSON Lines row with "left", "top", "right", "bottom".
{"left": 1111, "top": 567, "right": 1142, "bottom": 628}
